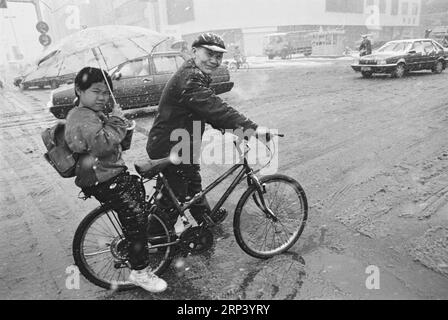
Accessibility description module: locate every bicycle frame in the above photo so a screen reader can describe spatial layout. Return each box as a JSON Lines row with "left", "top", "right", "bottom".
{"left": 148, "top": 158, "right": 250, "bottom": 226}
{"left": 144, "top": 139, "right": 276, "bottom": 226}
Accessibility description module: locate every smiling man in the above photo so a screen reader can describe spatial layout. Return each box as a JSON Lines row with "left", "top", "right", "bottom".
{"left": 146, "top": 33, "right": 266, "bottom": 229}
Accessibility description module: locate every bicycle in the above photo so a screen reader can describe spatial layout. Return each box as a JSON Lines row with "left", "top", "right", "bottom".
{"left": 72, "top": 132, "right": 308, "bottom": 290}
{"left": 225, "top": 56, "right": 249, "bottom": 72}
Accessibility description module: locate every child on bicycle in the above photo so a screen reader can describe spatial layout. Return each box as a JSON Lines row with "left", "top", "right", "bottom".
{"left": 65, "top": 67, "right": 167, "bottom": 293}
{"left": 146, "top": 33, "right": 271, "bottom": 230}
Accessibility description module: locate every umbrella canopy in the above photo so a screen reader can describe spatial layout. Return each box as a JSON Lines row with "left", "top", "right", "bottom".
{"left": 25, "top": 25, "right": 169, "bottom": 81}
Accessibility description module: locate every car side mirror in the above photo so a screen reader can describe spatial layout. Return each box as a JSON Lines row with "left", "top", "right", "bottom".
{"left": 112, "top": 72, "right": 122, "bottom": 81}
{"left": 408, "top": 50, "right": 416, "bottom": 54}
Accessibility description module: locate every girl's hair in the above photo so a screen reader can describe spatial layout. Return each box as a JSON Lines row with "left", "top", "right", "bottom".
{"left": 74, "top": 67, "right": 113, "bottom": 102}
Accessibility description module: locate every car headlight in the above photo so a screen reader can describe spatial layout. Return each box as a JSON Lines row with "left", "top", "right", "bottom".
{"left": 377, "top": 59, "right": 387, "bottom": 65}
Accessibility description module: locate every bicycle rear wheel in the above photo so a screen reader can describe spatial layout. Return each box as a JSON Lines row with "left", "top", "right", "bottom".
{"left": 233, "top": 174, "right": 308, "bottom": 259}
{"left": 72, "top": 205, "right": 173, "bottom": 290}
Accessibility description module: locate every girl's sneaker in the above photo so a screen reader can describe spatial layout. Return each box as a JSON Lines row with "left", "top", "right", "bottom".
{"left": 128, "top": 269, "right": 167, "bottom": 293}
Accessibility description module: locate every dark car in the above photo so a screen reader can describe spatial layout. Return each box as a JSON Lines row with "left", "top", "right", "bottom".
{"left": 48, "top": 51, "right": 235, "bottom": 119}
{"left": 351, "top": 39, "right": 446, "bottom": 78}
{"left": 16, "top": 73, "right": 76, "bottom": 90}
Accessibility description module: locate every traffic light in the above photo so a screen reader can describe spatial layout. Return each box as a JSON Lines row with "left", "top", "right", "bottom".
{"left": 0, "top": 0, "right": 8, "bottom": 9}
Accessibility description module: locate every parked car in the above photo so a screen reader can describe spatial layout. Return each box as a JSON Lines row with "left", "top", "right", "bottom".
{"left": 48, "top": 51, "right": 234, "bottom": 119}
{"left": 351, "top": 39, "right": 446, "bottom": 78}
{"left": 17, "top": 73, "right": 76, "bottom": 90}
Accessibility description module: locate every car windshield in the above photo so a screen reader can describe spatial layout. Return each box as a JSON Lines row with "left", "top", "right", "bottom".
{"left": 377, "top": 42, "right": 412, "bottom": 53}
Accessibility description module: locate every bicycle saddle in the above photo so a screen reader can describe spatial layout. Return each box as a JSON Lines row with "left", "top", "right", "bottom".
{"left": 134, "top": 155, "right": 180, "bottom": 179}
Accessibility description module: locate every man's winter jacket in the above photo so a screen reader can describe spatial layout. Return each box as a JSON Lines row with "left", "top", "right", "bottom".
{"left": 146, "top": 59, "right": 258, "bottom": 163}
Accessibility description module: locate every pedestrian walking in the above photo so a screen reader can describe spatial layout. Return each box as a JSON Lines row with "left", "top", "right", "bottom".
{"left": 359, "top": 35, "right": 372, "bottom": 57}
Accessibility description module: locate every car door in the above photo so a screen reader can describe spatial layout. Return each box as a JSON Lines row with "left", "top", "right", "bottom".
{"left": 408, "top": 41, "right": 425, "bottom": 70}
{"left": 111, "top": 57, "right": 154, "bottom": 109}
{"left": 422, "top": 41, "right": 437, "bottom": 69}
{"left": 432, "top": 40, "right": 445, "bottom": 61}
{"left": 150, "top": 53, "right": 185, "bottom": 105}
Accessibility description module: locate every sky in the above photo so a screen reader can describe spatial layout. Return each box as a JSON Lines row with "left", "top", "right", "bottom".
{"left": 0, "top": 2, "right": 43, "bottom": 65}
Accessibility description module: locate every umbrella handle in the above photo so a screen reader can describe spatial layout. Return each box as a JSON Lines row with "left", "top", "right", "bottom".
{"left": 91, "top": 48, "right": 118, "bottom": 106}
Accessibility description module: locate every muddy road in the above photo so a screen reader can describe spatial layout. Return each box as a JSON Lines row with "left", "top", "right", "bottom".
{"left": 1, "top": 58, "right": 447, "bottom": 300}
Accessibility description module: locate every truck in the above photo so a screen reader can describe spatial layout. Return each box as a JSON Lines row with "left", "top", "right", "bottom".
{"left": 263, "top": 31, "right": 313, "bottom": 59}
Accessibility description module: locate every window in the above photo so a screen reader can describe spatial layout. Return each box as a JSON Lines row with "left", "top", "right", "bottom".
{"left": 411, "top": 3, "right": 418, "bottom": 15}
{"left": 175, "top": 56, "right": 186, "bottom": 68}
{"left": 402, "top": 2, "right": 409, "bottom": 15}
{"left": 325, "top": 0, "right": 363, "bottom": 13}
{"left": 391, "top": 0, "right": 399, "bottom": 15}
{"left": 377, "top": 41, "right": 412, "bottom": 52}
{"left": 411, "top": 41, "right": 424, "bottom": 53}
{"left": 118, "top": 59, "right": 150, "bottom": 78}
{"left": 153, "top": 56, "right": 178, "bottom": 74}
{"left": 379, "top": 0, "right": 386, "bottom": 13}
{"left": 422, "top": 41, "right": 435, "bottom": 54}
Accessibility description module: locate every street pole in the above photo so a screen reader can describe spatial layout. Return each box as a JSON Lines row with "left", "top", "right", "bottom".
{"left": 32, "top": 0, "right": 43, "bottom": 21}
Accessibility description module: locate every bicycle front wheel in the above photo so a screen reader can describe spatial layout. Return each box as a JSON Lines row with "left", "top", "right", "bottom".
{"left": 72, "top": 205, "right": 173, "bottom": 290}
{"left": 233, "top": 174, "right": 308, "bottom": 259}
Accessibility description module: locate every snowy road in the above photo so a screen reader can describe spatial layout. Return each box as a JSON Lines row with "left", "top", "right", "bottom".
{"left": 1, "top": 58, "right": 448, "bottom": 300}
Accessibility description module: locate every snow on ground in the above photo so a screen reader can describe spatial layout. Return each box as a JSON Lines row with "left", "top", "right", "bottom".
{"left": 242, "top": 55, "right": 356, "bottom": 69}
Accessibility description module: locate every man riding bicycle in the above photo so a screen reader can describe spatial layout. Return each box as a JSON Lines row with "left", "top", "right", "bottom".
{"left": 146, "top": 33, "right": 270, "bottom": 231}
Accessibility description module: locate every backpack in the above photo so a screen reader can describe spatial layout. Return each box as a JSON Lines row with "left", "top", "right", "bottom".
{"left": 41, "top": 121, "right": 79, "bottom": 178}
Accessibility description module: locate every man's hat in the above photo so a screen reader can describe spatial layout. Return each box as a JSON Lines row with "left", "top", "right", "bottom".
{"left": 192, "top": 33, "right": 227, "bottom": 53}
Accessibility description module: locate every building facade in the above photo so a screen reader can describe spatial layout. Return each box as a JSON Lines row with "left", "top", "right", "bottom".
{"left": 154, "top": 0, "right": 422, "bottom": 55}
{"left": 40, "top": 0, "right": 423, "bottom": 56}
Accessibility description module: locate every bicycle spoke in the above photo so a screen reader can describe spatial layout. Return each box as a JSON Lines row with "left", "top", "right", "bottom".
{"left": 75, "top": 207, "right": 173, "bottom": 290}
{"left": 84, "top": 249, "right": 111, "bottom": 257}
{"left": 100, "top": 258, "right": 115, "bottom": 281}
{"left": 235, "top": 176, "right": 308, "bottom": 257}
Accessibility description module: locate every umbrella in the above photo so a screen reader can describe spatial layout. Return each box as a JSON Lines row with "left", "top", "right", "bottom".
{"left": 25, "top": 25, "right": 169, "bottom": 101}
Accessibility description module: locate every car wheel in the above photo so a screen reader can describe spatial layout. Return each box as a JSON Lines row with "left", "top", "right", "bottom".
{"left": 432, "top": 61, "right": 444, "bottom": 74}
{"left": 392, "top": 63, "right": 406, "bottom": 78}
{"left": 361, "top": 71, "right": 373, "bottom": 78}
{"left": 280, "top": 50, "right": 289, "bottom": 59}
{"left": 268, "top": 54, "right": 275, "bottom": 60}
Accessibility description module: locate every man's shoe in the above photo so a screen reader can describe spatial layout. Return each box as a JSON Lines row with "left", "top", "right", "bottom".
{"left": 209, "top": 208, "right": 228, "bottom": 225}
{"left": 128, "top": 269, "right": 167, "bottom": 293}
